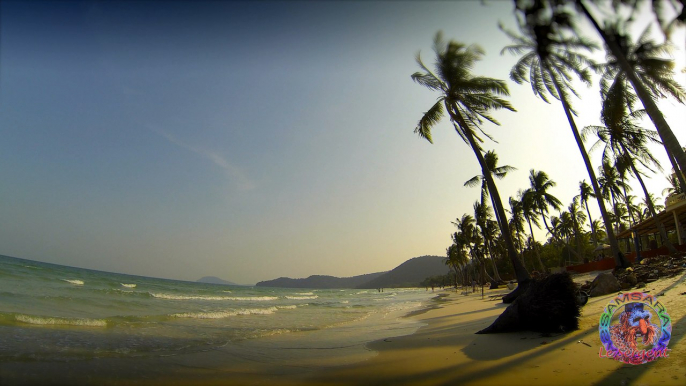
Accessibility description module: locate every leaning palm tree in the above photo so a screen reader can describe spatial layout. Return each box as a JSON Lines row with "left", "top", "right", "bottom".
{"left": 412, "top": 32, "right": 529, "bottom": 299}
{"left": 512, "top": 0, "right": 686, "bottom": 191}
{"left": 577, "top": 180, "right": 598, "bottom": 247}
{"left": 579, "top": 8, "right": 686, "bottom": 188}
{"left": 585, "top": 106, "right": 679, "bottom": 254}
{"left": 500, "top": 12, "right": 627, "bottom": 267}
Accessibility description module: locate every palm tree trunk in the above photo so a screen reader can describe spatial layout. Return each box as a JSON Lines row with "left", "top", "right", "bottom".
{"left": 514, "top": 228, "right": 530, "bottom": 271}
{"left": 485, "top": 241, "right": 502, "bottom": 282}
{"left": 477, "top": 253, "right": 495, "bottom": 283}
{"left": 577, "top": 0, "right": 686, "bottom": 192}
{"left": 525, "top": 216, "right": 546, "bottom": 272}
{"left": 610, "top": 196, "right": 622, "bottom": 233}
{"left": 549, "top": 74, "right": 628, "bottom": 268}
{"left": 620, "top": 179, "right": 636, "bottom": 226}
{"left": 449, "top": 108, "right": 530, "bottom": 289}
{"left": 583, "top": 200, "right": 598, "bottom": 247}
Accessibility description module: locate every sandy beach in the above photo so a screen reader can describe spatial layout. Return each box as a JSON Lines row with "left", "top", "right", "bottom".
{"left": 162, "top": 271, "right": 686, "bottom": 386}
{"left": 3, "top": 271, "right": 684, "bottom": 386}
{"left": 309, "top": 272, "right": 686, "bottom": 386}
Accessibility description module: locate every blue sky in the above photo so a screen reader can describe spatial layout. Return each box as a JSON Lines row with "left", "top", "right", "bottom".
{"left": 1, "top": 1, "right": 684, "bottom": 284}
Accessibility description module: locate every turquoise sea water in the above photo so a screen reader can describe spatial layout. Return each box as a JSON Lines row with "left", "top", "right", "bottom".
{"left": 0, "top": 255, "right": 433, "bottom": 363}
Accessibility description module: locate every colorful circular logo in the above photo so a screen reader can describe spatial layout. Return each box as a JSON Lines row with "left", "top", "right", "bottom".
{"left": 598, "top": 292, "right": 671, "bottom": 365}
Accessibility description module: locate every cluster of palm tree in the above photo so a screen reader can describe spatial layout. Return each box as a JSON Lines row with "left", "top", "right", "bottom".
{"left": 412, "top": 1, "right": 685, "bottom": 298}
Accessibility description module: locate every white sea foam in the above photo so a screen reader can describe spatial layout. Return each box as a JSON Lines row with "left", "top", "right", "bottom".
{"left": 340, "top": 300, "right": 349, "bottom": 304}
{"left": 227, "top": 296, "right": 278, "bottom": 301}
{"left": 277, "top": 305, "right": 297, "bottom": 310}
{"left": 151, "top": 293, "right": 278, "bottom": 301}
{"left": 62, "top": 279, "right": 84, "bottom": 285}
{"left": 120, "top": 283, "right": 136, "bottom": 288}
{"left": 172, "top": 307, "right": 278, "bottom": 319}
{"left": 16, "top": 314, "right": 106, "bottom": 327}
{"left": 285, "top": 295, "right": 318, "bottom": 300}
{"left": 295, "top": 292, "right": 314, "bottom": 295}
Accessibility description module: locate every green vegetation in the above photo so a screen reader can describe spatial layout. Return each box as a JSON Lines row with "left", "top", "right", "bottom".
{"left": 411, "top": 0, "right": 686, "bottom": 294}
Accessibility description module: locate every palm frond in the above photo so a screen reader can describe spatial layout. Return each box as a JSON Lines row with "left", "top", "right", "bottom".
{"left": 414, "top": 100, "right": 444, "bottom": 143}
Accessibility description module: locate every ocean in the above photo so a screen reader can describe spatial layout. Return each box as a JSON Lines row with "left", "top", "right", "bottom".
{"left": 0, "top": 254, "right": 434, "bottom": 367}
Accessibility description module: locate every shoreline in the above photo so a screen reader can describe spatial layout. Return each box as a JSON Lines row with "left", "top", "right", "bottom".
{"left": 308, "top": 273, "right": 686, "bottom": 385}
{"left": 2, "top": 274, "right": 684, "bottom": 385}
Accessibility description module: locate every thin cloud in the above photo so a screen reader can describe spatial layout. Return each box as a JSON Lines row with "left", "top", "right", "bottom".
{"left": 150, "top": 126, "right": 255, "bottom": 191}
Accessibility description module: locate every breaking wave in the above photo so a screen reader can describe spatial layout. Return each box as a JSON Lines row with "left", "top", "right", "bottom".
{"left": 151, "top": 293, "right": 278, "bottom": 301}
{"left": 15, "top": 314, "right": 107, "bottom": 327}
{"left": 172, "top": 307, "right": 278, "bottom": 319}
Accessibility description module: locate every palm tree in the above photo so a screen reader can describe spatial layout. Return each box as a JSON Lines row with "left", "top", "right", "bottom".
{"left": 412, "top": 32, "right": 529, "bottom": 297}
{"left": 513, "top": 0, "right": 686, "bottom": 197}
{"left": 508, "top": 196, "right": 530, "bottom": 269}
{"left": 663, "top": 173, "right": 684, "bottom": 198}
{"left": 453, "top": 214, "right": 484, "bottom": 283}
{"left": 568, "top": 197, "right": 587, "bottom": 257}
{"left": 585, "top": 104, "right": 678, "bottom": 254}
{"left": 474, "top": 201, "right": 503, "bottom": 282}
{"left": 520, "top": 188, "right": 547, "bottom": 272}
{"left": 465, "top": 150, "right": 517, "bottom": 229}
{"left": 446, "top": 243, "right": 467, "bottom": 288}
{"left": 597, "top": 161, "right": 630, "bottom": 234}
{"left": 552, "top": 211, "right": 578, "bottom": 264}
{"left": 577, "top": 180, "right": 598, "bottom": 247}
{"left": 624, "top": 194, "right": 642, "bottom": 226}
{"left": 616, "top": 157, "right": 640, "bottom": 226}
{"left": 528, "top": 170, "right": 562, "bottom": 238}
{"left": 501, "top": 10, "right": 627, "bottom": 267}
{"left": 577, "top": 4, "right": 686, "bottom": 189}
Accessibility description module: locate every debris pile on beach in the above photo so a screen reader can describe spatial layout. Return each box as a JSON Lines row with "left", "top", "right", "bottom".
{"left": 476, "top": 273, "right": 580, "bottom": 334}
{"left": 579, "top": 253, "right": 686, "bottom": 294}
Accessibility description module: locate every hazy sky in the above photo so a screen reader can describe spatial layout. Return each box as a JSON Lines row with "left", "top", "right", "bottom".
{"left": 1, "top": 0, "right": 685, "bottom": 284}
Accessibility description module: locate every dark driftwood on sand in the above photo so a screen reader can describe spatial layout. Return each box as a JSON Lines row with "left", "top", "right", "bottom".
{"left": 476, "top": 273, "right": 580, "bottom": 334}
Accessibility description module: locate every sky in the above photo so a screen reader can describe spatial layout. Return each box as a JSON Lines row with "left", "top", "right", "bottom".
{"left": 1, "top": 0, "right": 685, "bottom": 285}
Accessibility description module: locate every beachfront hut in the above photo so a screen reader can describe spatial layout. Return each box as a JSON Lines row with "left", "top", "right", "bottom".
{"left": 615, "top": 192, "right": 686, "bottom": 260}
{"left": 566, "top": 193, "right": 686, "bottom": 274}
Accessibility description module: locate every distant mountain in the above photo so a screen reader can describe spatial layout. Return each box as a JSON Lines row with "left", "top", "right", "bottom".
{"left": 255, "top": 255, "right": 449, "bottom": 289}
{"left": 197, "top": 276, "right": 238, "bottom": 286}
{"left": 356, "top": 255, "right": 449, "bottom": 289}
{"left": 256, "top": 272, "right": 385, "bottom": 289}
